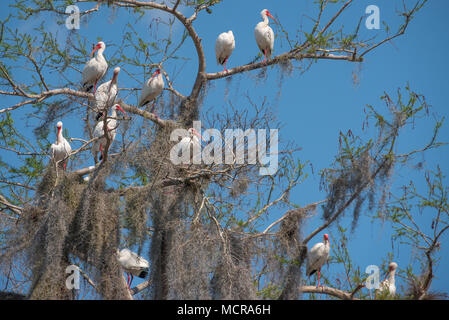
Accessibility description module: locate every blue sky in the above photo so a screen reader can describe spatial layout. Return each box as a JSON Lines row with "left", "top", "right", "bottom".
{"left": 1, "top": 0, "right": 448, "bottom": 297}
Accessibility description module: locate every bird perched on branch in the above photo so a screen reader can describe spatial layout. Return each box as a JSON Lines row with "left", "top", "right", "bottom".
{"left": 50, "top": 121, "right": 71, "bottom": 170}
{"left": 117, "top": 248, "right": 150, "bottom": 289}
{"left": 81, "top": 41, "right": 108, "bottom": 93}
{"left": 138, "top": 68, "right": 164, "bottom": 116}
{"left": 306, "top": 233, "right": 330, "bottom": 287}
{"left": 254, "top": 9, "right": 276, "bottom": 62}
{"left": 179, "top": 128, "right": 205, "bottom": 154}
{"left": 215, "top": 30, "right": 235, "bottom": 72}
{"left": 93, "top": 66, "right": 120, "bottom": 121}
{"left": 92, "top": 104, "right": 126, "bottom": 163}
{"left": 376, "top": 262, "right": 398, "bottom": 298}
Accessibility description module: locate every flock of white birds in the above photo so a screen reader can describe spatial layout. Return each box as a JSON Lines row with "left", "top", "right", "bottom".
{"left": 48, "top": 8, "right": 398, "bottom": 296}
{"left": 49, "top": 8, "right": 277, "bottom": 171}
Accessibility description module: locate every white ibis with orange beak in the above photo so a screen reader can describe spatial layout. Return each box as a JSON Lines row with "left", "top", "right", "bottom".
{"left": 306, "top": 234, "right": 330, "bottom": 287}
{"left": 215, "top": 30, "right": 235, "bottom": 72}
{"left": 92, "top": 104, "right": 126, "bottom": 163}
{"left": 174, "top": 128, "right": 206, "bottom": 165}
{"left": 179, "top": 128, "right": 206, "bottom": 156}
{"left": 254, "top": 9, "right": 276, "bottom": 62}
{"left": 93, "top": 66, "right": 120, "bottom": 121}
{"left": 81, "top": 41, "right": 108, "bottom": 93}
{"left": 137, "top": 68, "right": 164, "bottom": 115}
{"left": 50, "top": 121, "right": 72, "bottom": 170}
{"left": 117, "top": 249, "right": 150, "bottom": 289}
{"left": 377, "top": 262, "right": 398, "bottom": 298}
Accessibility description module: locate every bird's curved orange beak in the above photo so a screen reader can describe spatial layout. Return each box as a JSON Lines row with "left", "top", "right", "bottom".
{"left": 116, "top": 105, "right": 127, "bottom": 117}
{"left": 267, "top": 12, "right": 276, "bottom": 23}
{"left": 150, "top": 69, "right": 161, "bottom": 79}
{"left": 90, "top": 43, "right": 101, "bottom": 57}
{"left": 193, "top": 129, "right": 206, "bottom": 143}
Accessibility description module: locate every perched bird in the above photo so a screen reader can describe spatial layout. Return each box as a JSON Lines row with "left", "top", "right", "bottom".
{"left": 254, "top": 9, "right": 276, "bottom": 62}
{"left": 178, "top": 128, "right": 205, "bottom": 162}
{"left": 81, "top": 41, "right": 108, "bottom": 93}
{"left": 376, "top": 262, "right": 398, "bottom": 298}
{"left": 92, "top": 104, "right": 126, "bottom": 163}
{"left": 117, "top": 248, "right": 150, "bottom": 289}
{"left": 306, "top": 234, "right": 330, "bottom": 287}
{"left": 93, "top": 66, "right": 120, "bottom": 121}
{"left": 50, "top": 121, "right": 72, "bottom": 170}
{"left": 215, "top": 30, "right": 235, "bottom": 72}
{"left": 137, "top": 68, "right": 165, "bottom": 115}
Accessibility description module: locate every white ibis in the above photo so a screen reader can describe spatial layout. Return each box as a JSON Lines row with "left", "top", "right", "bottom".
{"left": 377, "top": 262, "right": 398, "bottom": 298}
{"left": 306, "top": 233, "right": 330, "bottom": 287}
{"left": 117, "top": 248, "right": 150, "bottom": 289}
{"left": 137, "top": 68, "right": 164, "bottom": 116}
{"left": 92, "top": 104, "right": 126, "bottom": 163}
{"left": 93, "top": 66, "right": 120, "bottom": 121}
{"left": 254, "top": 9, "right": 276, "bottom": 62}
{"left": 215, "top": 30, "right": 235, "bottom": 72}
{"left": 178, "top": 128, "right": 205, "bottom": 160}
{"left": 50, "top": 121, "right": 72, "bottom": 170}
{"left": 81, "top": 41, "right": 108, "bottom": 93}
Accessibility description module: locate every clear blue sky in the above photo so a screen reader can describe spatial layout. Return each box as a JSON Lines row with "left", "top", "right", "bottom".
{"left": 1, "top": 0, "right": 448, "bottom": 297}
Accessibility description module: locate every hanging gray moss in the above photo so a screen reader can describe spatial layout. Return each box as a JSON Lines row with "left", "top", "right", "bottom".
{"left": 27, "top": 174, "right": 80, "bottom": 299}
{"left": 165, "top": 221, "right": 219, "bottom": 299}
{"left": 211, "top": 232, "right": 257, "bottom": 300}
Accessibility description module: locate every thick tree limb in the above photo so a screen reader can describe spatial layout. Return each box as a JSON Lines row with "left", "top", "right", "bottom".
{"left": 0, "top": 194, "right": 23, "bottom": 216}
{"left": 206, "top": 52, "right": 362, "bottom": 81}
{"left": 130, "top": 279, "right": 152, "bottom": 296}
{"left": 0, "top": 88, "right": 93, "bottom": 114}
{"left": 301, "top": 285, "right": 360, "bottom": 300}
{"left": 118, "top": 100, "right": 172, "bottom": 127}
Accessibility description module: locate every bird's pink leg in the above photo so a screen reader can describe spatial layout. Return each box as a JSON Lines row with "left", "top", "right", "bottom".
{"left": 263, "top": 50, "right": 267, "bottom": 63}
{"left": 151, "top": 101, "right": 158, "bottom": 118}
{"left": 63, "top": 162, "right": 67, "bottom": 171}
{"left": 317, "top": 269, "right": 322, "bottom": 288}
{"left": 93, "top": 79, "right": 98, "bottom": 94}
{"left": 224, "top": 58, "right": 228, "bottom": 72}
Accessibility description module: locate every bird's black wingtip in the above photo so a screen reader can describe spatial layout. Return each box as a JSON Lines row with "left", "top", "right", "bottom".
{"left": 138, "top": 270, "right": 149, "bottom": 279}
{"left": 82, "top": 84, "right": 93, "bottom": 92}
{"left": 95, "top": 112, "right": 104, "bottom": 121}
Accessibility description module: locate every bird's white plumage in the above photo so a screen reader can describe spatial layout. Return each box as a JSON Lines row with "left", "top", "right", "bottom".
{"left": 306, "top": 236, "right": 330, "bottom": 276}
{"left": 81, "top": 41, "right": 108, "bottom": 92}
{"left": 254, "top": 9, "right": 275, "bottom": 60}
{"left": 117, "top": 248, "right": 149, "bottom": 278}
{"left": 176, "top": 128, "right": 204, "bottom": 162}
{"left": 91, "top": 67, "right": 120, "bottom": 114}
{"left": 50, "top": 121, "right": 71, "bottom": 169}
{"left": 215, "top": 30, "right": 235, "bottom": 66}
{"left": 179, "top": 128, "right": 201, "bottom": 152}
{"left": 138, "top": 69, "right": 164, "bottom": 107}
{"left": 377, "top": 262, "right": 398, "bottom": 297}
{"left": 92, "top": 104, "right": 124, "bottom": 162}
